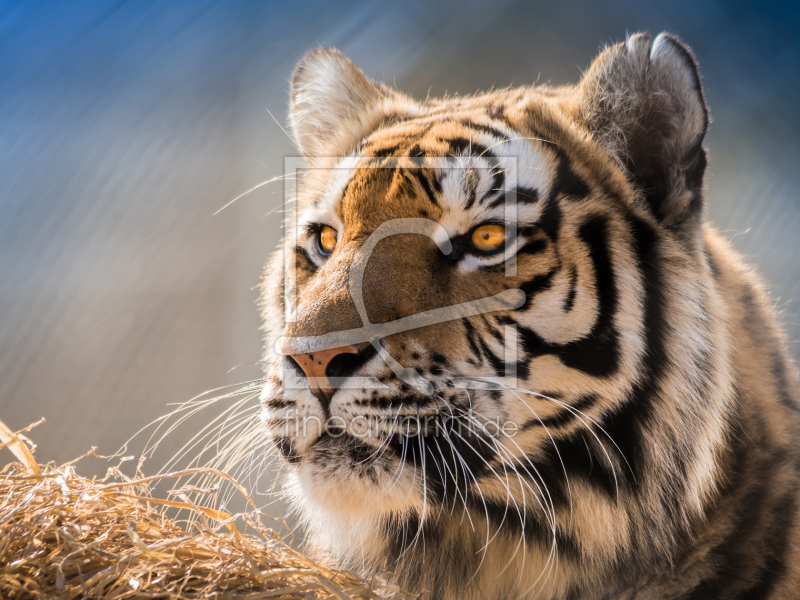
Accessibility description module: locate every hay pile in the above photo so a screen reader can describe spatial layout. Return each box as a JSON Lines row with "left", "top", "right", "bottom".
{"left": 0, "top": 418, "right": 406, "bottom": 599}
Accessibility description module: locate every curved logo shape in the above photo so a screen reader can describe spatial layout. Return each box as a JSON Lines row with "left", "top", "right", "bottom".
{"left": 277, "top": 217, "right": 525, "bottom": 392}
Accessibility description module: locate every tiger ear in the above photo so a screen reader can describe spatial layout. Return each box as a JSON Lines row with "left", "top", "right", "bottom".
{"left": 577, "top": 33, "right": 709, "bottom": 233}
{"left": 289, "top": 48, "right": 402, "bottom": 160}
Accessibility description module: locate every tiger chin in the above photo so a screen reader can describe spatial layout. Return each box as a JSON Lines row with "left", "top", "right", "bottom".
{"left": 258, "top": 33, "right": 800, "bottom": 599}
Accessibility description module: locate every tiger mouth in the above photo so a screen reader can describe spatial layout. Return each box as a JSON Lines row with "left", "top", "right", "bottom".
{"left": 304, "top": 410, "right": 494, "bottom": 461}
{"left": 305, "top": 427, "right": 408, "bottom": 465}
{"left": 309, "top": 421, "right": 442, "bottom": 452}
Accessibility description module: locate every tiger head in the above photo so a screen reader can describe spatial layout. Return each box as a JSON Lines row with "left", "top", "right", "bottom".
{"left": 260, "top": 33, "right": 735, "bottom": 595}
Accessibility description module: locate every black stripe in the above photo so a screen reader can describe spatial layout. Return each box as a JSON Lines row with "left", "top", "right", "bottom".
{"left": 432, "top": 353, "right": 448, "bottom": 365}
{"left": 517, "top": 237, "right": 548, "bottom": 258}
{"left": 410, "top": 419, "right": 495, "bottom": 506}
{"left": 563, "top": 267, "right": 578, "bottom": 312}
{"left": 385, "top": 510, "right": 425, "bottom": 562}
{"left": 551, "top": 149, "right": 590, "bottom": 201}
{"left": 567, "top": 216, "right": 620, "bottom": 375}
{"left": 398, "top": 416, "right": 586, "bottom": 562}
{"left": 273, "top": 438, "right": 300, "bottom": 463}
{"left": 599, "top": 216, "right": 667, "bottom": 489}
{"left": 477, "top": 335, "right": 505, "bottom": 376}
{"left": 462, "top": 319, "right": 483, "bottom": 366}
{"left": 266, "top": 398, "right": 295, "bottom": 409}
{"left": 486, "top": 102, "right": 506, "bottom": 121}
{"left": 488, "top": 185, "right": 539, "bottom": 209}
{"left": 521, "top": 393, "right": 598, "bottom": 430}
{"left": 482, "top": 315, "right": 504, "bottom": 344}
{"left": 458, "top": 119, "right": 509, "bottom": 142}
{"left": 370, "top": 144, "right": 400, "bottom": 158}
{"left": 512, "top": 216, "right": 659, "bottom": 508}
{"left": 551, "top": 426, "right": 621, "bottom": 502}
{"left": 517, "top": 269, "right": 556, "bottom": 311}
{"left": 295, "top": 245, "right": 313, "bottom": 265}
{"left": 383, "top": 510, "right": 480, "bottom": 593}
{"left": 444, "top": 137, "right": 505, "bottom": 210}
{"left": 516, "top": 216, "right": 620, "bottom": 378}
{"left": 519, "top": 118, "right": 630, "bottom": 206}
{"left": 410, "top": 169, "right": 440, "bottom": 207}
{"left": 486, "top": 165, "right": 505, "bottom": 209}
{"left": 446, "top": 137, "right": 491, "bottom": 158}
{"left": 494, "top": 269, "right": 556, "bottom": 379}
{"left": 463, "top": 171, "right": 478, "bottom": 209}
{"left": 408, "top": 143, "right": 425, "bottom": 158}
{"left": 479, "top": 498, "right": 582, "bottom": 561}
{"left": 536, "top": 196, "right": 562, "bottom": 243}
{"left": 515, "top": 186, "right": 540, "bottom": 204}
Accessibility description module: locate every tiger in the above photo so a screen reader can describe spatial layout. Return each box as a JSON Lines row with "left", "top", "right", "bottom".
{"left": 258, "top": 32, "right": 800, "bottom": 599}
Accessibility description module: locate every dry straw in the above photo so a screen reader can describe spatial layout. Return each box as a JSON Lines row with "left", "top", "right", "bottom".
{"left": 0, "top": 418, "right": 408, "bottom": 599}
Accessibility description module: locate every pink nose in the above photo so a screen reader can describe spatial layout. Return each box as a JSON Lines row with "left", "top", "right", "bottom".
{"left": 284, "top": 345, "right": 359, "bottom": 405}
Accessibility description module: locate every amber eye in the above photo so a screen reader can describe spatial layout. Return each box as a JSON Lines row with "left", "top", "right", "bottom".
{"left": 471, "top": 224, "right": 507, "bottom": 253}
{"left": 317, "top": 226, "right": 338, "bottom": 255}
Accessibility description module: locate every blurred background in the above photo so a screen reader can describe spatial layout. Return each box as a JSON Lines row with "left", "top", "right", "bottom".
{"left": 1, "top": 0, "right": 799, "bottom": 519}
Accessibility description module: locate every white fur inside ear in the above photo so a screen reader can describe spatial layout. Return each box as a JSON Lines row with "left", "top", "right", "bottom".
{"left": 580, "top": 32, "right": 708, "bottom": 158}
{"left": 649, "top": 33, "right": 671, "bottom": 59}
{"left": 289, "top": 48, "right": 420, "bottom": 160}
{"left": 290, "top": 48, "right": 385, "bottom": 158}
{"left": 578, "top": 32, "right": 709, "bottom": 228}
{"left": 624, "top": 32, "right": 651, "bottom": 62}
{"left": 649, "top": 33, "right": 707, "bottom": 152}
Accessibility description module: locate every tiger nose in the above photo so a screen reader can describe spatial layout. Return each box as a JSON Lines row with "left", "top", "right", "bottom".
{"left": 284, "top": 345, "right": 360, "bottom": 408}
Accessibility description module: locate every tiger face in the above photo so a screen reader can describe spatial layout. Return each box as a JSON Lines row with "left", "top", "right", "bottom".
{"left": 257, "top": 33, "right": 799, "bottom": 599}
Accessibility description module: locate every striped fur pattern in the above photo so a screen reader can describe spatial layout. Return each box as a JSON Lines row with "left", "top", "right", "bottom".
{"left": 259, "top": 33, "right": 800, "bottom": 599}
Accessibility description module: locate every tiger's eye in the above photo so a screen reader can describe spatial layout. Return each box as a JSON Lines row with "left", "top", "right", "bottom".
{"left": 318, "top": 226, "right": 338, "bottom": 255}
{"left": 471, "top": 224, "right": 506, "bottom": 252}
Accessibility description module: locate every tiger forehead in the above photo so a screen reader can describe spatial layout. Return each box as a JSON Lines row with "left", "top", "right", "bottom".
{"left": 307, "top": 117, "right": 562, "bottom": 232}
{"left": 359, "top": 114, "right": 515, "bottom": 157}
